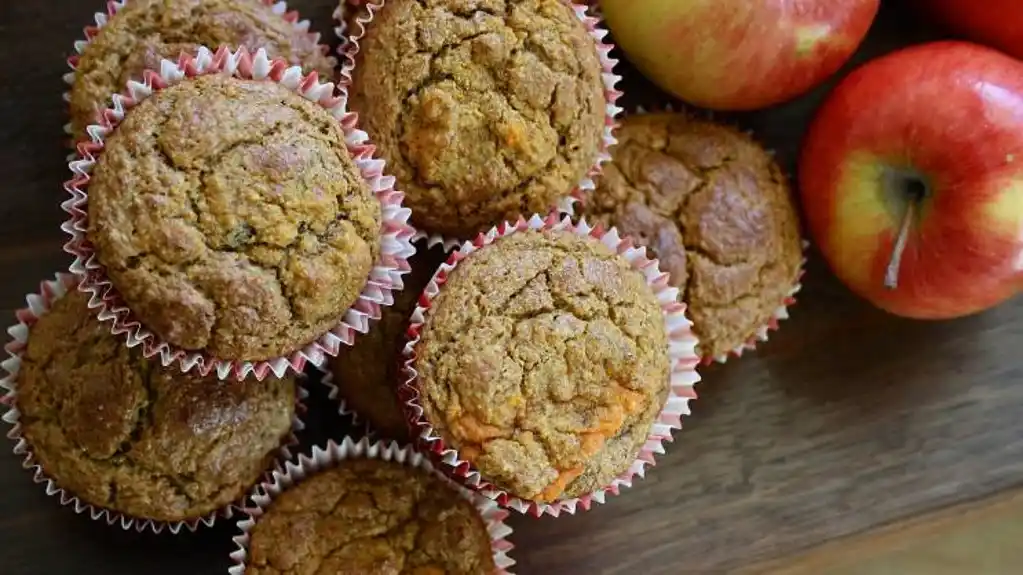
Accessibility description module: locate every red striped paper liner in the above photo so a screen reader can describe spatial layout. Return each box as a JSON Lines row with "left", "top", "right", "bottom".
{"left": 0, "top": 272, "right": 307, "bottom": 534}
{"left": 61, "top": 45, "right": 417, "bottom": 382}
{"left": 62, "top": 0, "right": 336, "bottom": 150}
{"left": 399, "top": 213, "right": 702, "bottom": 517}
{"left": 334, "top": 0, "right": 623, "bottom": 252}
{"left": 610, "top": 105, "right": 808, "bottom": 365}
{"left": 229, "top": 437, "right": 516, "bottom": 574}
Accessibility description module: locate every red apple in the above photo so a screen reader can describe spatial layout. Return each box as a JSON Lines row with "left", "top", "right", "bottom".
{"left": 600, "top": 0, "right": 880, "bottom": 111}
{"left": 915, "top": 0, "right": 1023, "bottom": 61}
{"left": 800, "top": 41, "right": 1023, "bottom": 320}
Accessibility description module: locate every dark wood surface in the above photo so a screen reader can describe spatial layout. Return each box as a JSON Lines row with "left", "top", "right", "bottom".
{"left": 2, "top": 1, "right": 1022, "bottom": 574}
{"left": 746, "top": 489, "right": 1023, "bottom": 574}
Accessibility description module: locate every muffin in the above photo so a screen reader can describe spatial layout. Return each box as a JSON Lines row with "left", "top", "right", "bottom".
{"left": 347, "top": 0, "right": 609, "bottom": 240}
{"left": 412, "top": 228, "right": 670, "bottom": 503}
{"left": 328, "top": 244, "right": 449, "bottom": 440}
{"left": 69, "top": 0, "right": 335, "bottom": 141}
{"left": 245, "top": 458, "right": 497, "bottom": 574}
{"left": 581, "top": 113, "right": 804, "bottom": 360}
{"left": 85, "top": 72, "right": 382, "bottom": 362}
{"left": 14, "top": 289, "right": 296, "bottom": 525}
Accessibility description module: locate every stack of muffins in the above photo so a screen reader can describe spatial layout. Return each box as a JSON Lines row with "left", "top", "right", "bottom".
{"left": 1, "top": 0, "right": 803, "bottom": 571}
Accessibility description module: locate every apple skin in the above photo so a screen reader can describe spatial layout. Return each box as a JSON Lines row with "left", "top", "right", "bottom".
{"left": 799, "top": 41, "right": 1023, "bottom": 320}
{"left": 600, "top": 0, "right": 880, "bottom": 111}
{"left": 915, "top": 0, "right": 1023, "bottom": 61}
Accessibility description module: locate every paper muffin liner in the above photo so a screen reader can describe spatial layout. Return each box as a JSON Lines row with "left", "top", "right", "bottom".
{"left": 229, "top": 436, "right": 516, "bottom": 574}
{"left": 62, "top": 0, "right": 337, "bottom": 151}
{"left": 0, "top": 273, "right": 309, "bottom": 534}
{"left": 399, "top": 213, "right": 701, "bottom": 517}
{"left": 318, "top": 366, "right": 376, "bottom": 439}
{"left": 334, "top": 0, "right": 623, "bottom": 252}
{"left": 332, "top": 0, "right": 364, "bottom": 50}
{"left": 61, "top": 45, "right": 417, "bottom": 382}
{"left": 613, "top": 104, "right": 808, "bottom": 365}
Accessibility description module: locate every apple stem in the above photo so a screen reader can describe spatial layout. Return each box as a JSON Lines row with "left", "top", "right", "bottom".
{"left": 884, "top": 200, "right": 916, "bottom": 290}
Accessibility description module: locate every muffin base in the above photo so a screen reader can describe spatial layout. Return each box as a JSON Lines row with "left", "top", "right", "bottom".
{"left": 400, "top": 213, "right": 702, "bottom": 517}
{"left": 1, "top": 273, "right": 307, "bottom": 534}
{"left": 229, "top": 436, "right": 515, "bottom": 574}
{"left": 335, "top": 0, "right": 623, "bottom": 251}
{"left": 62, "top": 45, "right": 417, "bottom": 382}
{"left": 62, "top": 0, "right": 336, "bottom": 152}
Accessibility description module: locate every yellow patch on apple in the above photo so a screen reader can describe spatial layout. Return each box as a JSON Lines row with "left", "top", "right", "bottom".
{"left": 984, "top": 179, "right": 1023, "bottom": 274}
{"left": 795, "top": 24, "right": 832, "bottom": 57}
{"left": 982, "top": 178, "right": 1023, "bottom": 235}
{"left": 830, "top": 153, "right": 894, "bottom": 285}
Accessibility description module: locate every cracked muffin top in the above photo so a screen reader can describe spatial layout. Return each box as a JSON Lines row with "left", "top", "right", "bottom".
{"left": 348, "top": 0, "right": 607, "bottom": 240}
{"left": 246, "top": 458, "right": 495, "bottom": 574}
{"left": 414, "top": 229, "right": 669, "bottom": 503}
{"left": 329, "top": 244, "right": 449, "bottom": 441}
{"left": 16, "top": 290, "right": 296, "bottom": 523}
{"left": 580, "top": 113, "right": 804, "bottom": 360}
{"left": 69, "top": 0, "right": 336, "bottom": 142}
{"left": 86, "top": 73, "right": 382, "bottom": 362}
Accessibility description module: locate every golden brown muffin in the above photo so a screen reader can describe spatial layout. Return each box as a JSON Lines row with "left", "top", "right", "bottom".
{"left": 69, "top": 0, "right": 336, "bottom": 141}
{"left": 414, "top": 229, "right": 669, "bottom": 503}
{"left": 329, "top": 244, "right": 449, "bottom": 441}
{"left": 16, "top": 291, "right": 296, "bottom": 523}
{"left": 246, "top": 459, "right": 495, "bottom": 574}
{"left": 86, "top": 73, "right": 381, "bottom": 361}
{"left": 581, "top": 113, "right": 803, "bottom": 360}
{"left": 348, "top": 0, "right": 607, "bottom": 240}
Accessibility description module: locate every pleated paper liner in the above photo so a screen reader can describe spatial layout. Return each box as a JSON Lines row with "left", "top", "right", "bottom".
{"left": 229, "top": 437, "right": 516, "bottom": 574}
{"left": 62, "top": 0, "right": 337, "bottom": 152}
{"left": 334, "top": 0, "right": 623, "bottom": 252}
{"left": 399, "top": 213, "right": 702, "bottom": 517}
{"left": 606, "top": 104, "right": 808, "bottom": 365}
{"left": 0, "top": 272, "right": 308, "bottom": 534}
{"left": 319, "top": 366, "right": 376, "bottom": 439}
{"left": 61, "top": 45, "right": 417, "bottom": 382}
{"left": 332, "top": 0, "right": 361, "bottom": 51}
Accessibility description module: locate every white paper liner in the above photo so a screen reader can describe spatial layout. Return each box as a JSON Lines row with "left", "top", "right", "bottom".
{"left": 614, "top": 105, "right": 808, "bottom": 365}
{"left": 334, "top": 0, "right": 623, "bottom": 252}
{"left": 399, "top": 213, "right": 702, "bottom": 517}
{"left": 318, "top": 365, "right": 376, "bottom": 438}
{"left": 61, "top": 45, "right": 417, "bottom": 382}
{"left": 0, "top": 272, "right": 308, "bottom": 534}
{"left": 229, "top": 437, "right": 516, "bottom": 574}
{"left": 332, "top": 0, "right": 363, "bottom": 51}
{"left": 62, "top": 0, "right": 337, "bottom": 150}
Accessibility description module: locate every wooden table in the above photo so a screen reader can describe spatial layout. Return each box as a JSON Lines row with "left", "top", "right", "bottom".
{"left": 2, "top": 1, "right": 1022, "bottom": 573}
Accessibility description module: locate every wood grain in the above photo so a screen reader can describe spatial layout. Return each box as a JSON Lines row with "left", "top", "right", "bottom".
{"left": 1, "top": 1, "right": 1022, "bottom": 574}
{"left": 746, "top": 490, "right": 1023, "bottom": 574}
